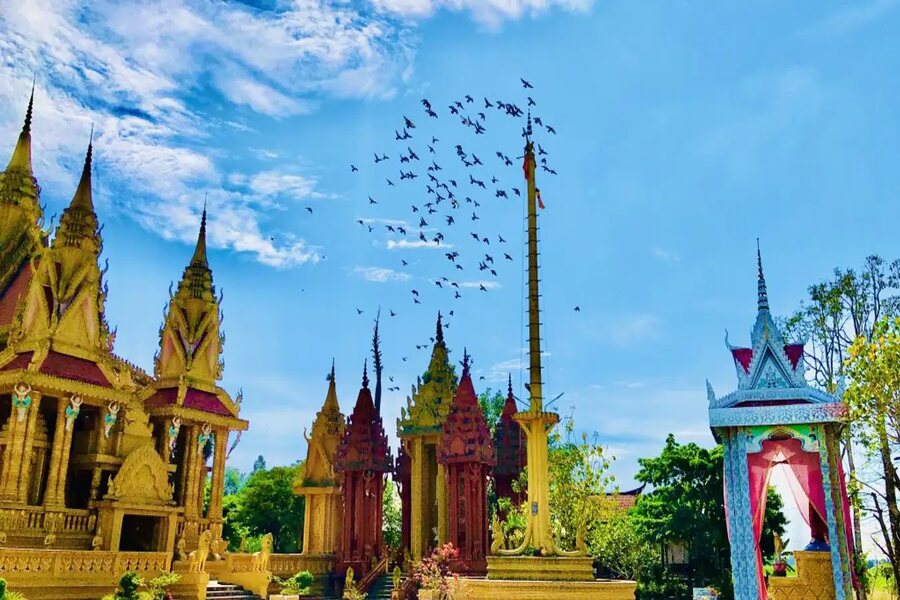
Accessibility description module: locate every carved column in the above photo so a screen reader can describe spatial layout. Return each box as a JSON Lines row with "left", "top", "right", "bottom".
{"left": 43, "top": 397, "right": 69, "bottom": 508}
{"left": 409, "top": 437, "right": 425, "bottom": 561}
{"left": 437, "top": 459, "right": 449, "bottom": 545}
{"left": 0, "top": 393, "right": 24, "bottom": 501}
{"left": 16, "top": 392, "right": 43, "bottom": 503}
{"left": 52, "top": 399, "right": 78, "bottom": 507}
{"left": 207, "top": 428, "right": 228, "bottom": 520}
{"left": 182, "top": 425, "right": 200, "bottom": 519}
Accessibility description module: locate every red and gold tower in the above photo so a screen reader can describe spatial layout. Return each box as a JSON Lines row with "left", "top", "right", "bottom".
{"left": 335, "top": 363, "right": 391, "bottom": 578}
{"left": 438, "top": 350, "right": 495, "bottom": 575}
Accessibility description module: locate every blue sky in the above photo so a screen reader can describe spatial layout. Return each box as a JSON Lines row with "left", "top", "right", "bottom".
{"left": 2, "top": 0, "right": 900, "bottom": 551}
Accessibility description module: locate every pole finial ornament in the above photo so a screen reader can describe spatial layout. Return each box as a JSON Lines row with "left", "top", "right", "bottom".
{"left": 757, "top": 238, "right": 769, "bottom": 312}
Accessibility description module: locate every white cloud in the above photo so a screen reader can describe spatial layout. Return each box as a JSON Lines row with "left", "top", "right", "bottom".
{"left": 386, "top": 239, "right": 446, "bottom": 250}
{"left": 0, "top": 0, "right": 413, "bottom": 267}
{"left": 231, "top": 170, "right": 323, "bottom": 202}
{"left": 352, "top": 266, "right": 412, "bottom": 282}
{"left": 371, "top": 0, "right": 594, "bottom": 28}
{"left": 459, "top": 280, "right": 501, "bottom": 289}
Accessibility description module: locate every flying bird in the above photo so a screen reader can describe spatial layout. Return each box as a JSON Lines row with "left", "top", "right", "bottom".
{"left": 351, "top": 164, "right": 358, "bottom": 172}
{"left": 521, "top": 78, "right": 534, "bottom": 88}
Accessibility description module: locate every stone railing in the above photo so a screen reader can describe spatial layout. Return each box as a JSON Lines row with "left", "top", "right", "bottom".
{"left": 0, "top": 549, "right": 172, "bottom": 600}
{"left": 268, "top": 553, "right": 334, "bottom": 577}
{"left": 0, "top": 507, "right": 95, "bottom": 534}
{"left": 0, "top": 549, "right": 171, "bottom": 577}
{"left": 219, "top": 552, "right": 271, "bottom": 598}
{"left": 225, "top": 552, "right": 258, "bottom": 574}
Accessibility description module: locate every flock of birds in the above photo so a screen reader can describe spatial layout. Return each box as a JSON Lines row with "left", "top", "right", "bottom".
{"left": 341, "top": 78, "right": 577, "bottom": 372}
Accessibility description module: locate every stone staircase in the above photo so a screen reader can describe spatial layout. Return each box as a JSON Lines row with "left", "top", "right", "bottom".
{"left": 365, "top": 574, "right": 394, "bottom": 599}
{"left": 205, "top": 580, "right": 263, "bottom": 600}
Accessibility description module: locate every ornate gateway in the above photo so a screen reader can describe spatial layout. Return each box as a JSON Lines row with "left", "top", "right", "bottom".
{"left": 708, "top": 248, "right": 856, "bottom": 600}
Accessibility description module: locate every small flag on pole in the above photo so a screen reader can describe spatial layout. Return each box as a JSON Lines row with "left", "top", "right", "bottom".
{"left": 536, "top": 188, "right": 545, "bottom": 209}
{"left": 522, "top": 155, "right": 529, "bottom": 181}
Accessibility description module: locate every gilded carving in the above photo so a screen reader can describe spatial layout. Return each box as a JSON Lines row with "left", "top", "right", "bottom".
{"left": 106, "top": 444, "right": 173, "bottom": 505}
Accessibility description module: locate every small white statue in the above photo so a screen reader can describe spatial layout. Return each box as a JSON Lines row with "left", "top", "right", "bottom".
{"left": 13, "top": 383, "right": 32, "bottom": 423}
{"left": 65, "top": 395, "right": 83, "bottom": 432}
{"left": 103, "top": 402, "right": 120, "bottom": 438}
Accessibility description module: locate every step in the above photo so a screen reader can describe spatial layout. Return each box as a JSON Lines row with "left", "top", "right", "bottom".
{"left": 205, "top": 580, "right": 262, "bottom": 600}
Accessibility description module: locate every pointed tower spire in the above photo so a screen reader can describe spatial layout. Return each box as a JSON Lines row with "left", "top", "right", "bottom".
{"left": 72, "top": 127, "right": 94, "bottom": 211}
{"left": 5, "top": 84, "right": 34, "bottom": 173}
{"left": 191, "top": 198, "right": 208, "bottom": 267}
{"left": 462, "top": 347, "right": 470, "bottom": 376}
{"left": 435, "top": 310, "right": 444, "bottom": 344}
{"left": 372, "top": 308, "right": 383, "bottom": 413}
{"left": 172, "top": 202, "right": 215, "bottom": 301}
{"left": 323, "top": 358, "right": 339, "bottom": 413}
{"left": 756, "top": 238, "right": 769, "bottom": 313}
{"left": 54, "top": 133, "right": 100, "bottom": 252}
{"left": 362, "top": 359, "right": 369, "bottom": 389}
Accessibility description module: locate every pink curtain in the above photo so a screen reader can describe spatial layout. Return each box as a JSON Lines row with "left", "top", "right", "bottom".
{"left": 747, "top": 451, "right": 772, "bottom": 600}
{"left": 746, "top": 437, "right": 831, "bottom": 600}
{"left": 764, "top": 438, "right": 829, "bottom": 540}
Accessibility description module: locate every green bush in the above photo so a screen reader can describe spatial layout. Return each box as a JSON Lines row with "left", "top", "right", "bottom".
{"left": 0, "top": 577, "right": 28, "bottom": 600}
{"left": 275, "top": 570, "right": 314, "bottom": 595}
{"left": 102, "top": 571, "right": 180, "bottom": 600}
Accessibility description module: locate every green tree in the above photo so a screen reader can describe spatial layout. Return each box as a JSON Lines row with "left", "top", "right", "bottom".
{"left": 478, "top": 387, "right": 505, "bottom": 434}
{"left": 383, "top": 478, "right": 402, "bottom": 550}
{"left": 547, "top": 414, "right": 616, "bottom": 550}
{"left": 223, "top": 467, "right": 245, "bottom": 496}
{"left": 252, "top": 455, "right": 267, "bottom": 473}
{"left": 230, "top": 462, "right": 305, "bottom": 553}
{"left": 845, "top": 317, "right": 900, "bottom": 586}
{"left": 633, "top": 435, "right": 787, "bottom": 598}
{"left": 589, "top": 510, "right": 657, "bottom": 582}
{"left": 781, "top": 254, "right": 900, "bottom": 594}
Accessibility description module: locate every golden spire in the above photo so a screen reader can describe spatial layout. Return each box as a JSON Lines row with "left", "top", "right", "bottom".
{"left": 53, "top": 132, "right": 100, "bottom": 253}
{"left": 323, "top": 358, "right": 339, "bottom": 413}
{"left": 191, "top": 200, "right": 208, "bottom": 267}
{"left": 154, "top": 203, "right": 222, "bottom": 383}
{"left": 175, "top": 204, "right": 215, "bottom": 301}
{"left": 5, "top": 84, "right": 34, "bottom": 174}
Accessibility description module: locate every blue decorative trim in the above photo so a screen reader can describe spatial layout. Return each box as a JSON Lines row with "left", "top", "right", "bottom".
{"left": 709, "top": 403, "right": 847, "bottom": 427}
{"left": 710, "top": 386, "right": 836, "bottom": 409}
{"left": 818, "top": 425, "right": 847, "bottom": 600}
{"left": 724, "top": 428, "right": 760, "bottom": 600}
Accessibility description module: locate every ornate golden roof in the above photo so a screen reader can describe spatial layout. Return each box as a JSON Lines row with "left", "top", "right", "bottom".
{"left": 397, "top": 312, "right": 458, "bottom": 437}
{"left": 154, "top": 206, "right": 223, "bottom": 386}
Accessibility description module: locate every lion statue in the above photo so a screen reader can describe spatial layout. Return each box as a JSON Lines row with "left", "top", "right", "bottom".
{"left": 253, "top": 532, "right": 273, "bottom": 572}
{"left": 188, "top": 529, "right": 213, "bottom": 573}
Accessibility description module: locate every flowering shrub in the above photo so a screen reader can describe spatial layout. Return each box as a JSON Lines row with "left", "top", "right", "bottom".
{"left": 410, "top": 544, "right": 459, "bottom": 599}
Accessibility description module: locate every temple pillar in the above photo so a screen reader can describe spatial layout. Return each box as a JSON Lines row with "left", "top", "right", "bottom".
{"left": 44, "top": 397, "right": 74, "bottom": 508}
{"left": 182, "top": 425, "right": 200, "bottom": 519}
{"left": 436, "top": 461, "right": 449, "bottom": 545}
{"left": 409, "top": 437, "right": 426, "bottom": 560}
{"left": 207, "top": 428, "right": 228, "bottom": 520}
{"left": 16, "top": 391, "right": 42, "bottom": 503}
{"left": 0, "top": 389, "right": 42, "bottom": 502}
